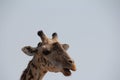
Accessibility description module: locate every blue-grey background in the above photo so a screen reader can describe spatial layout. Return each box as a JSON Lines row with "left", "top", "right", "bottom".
{"left": 0, "top": 0, "right": 120, "bottom": 80}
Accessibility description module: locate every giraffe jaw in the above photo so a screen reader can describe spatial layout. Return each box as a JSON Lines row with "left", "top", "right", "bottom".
{"left": 62, "top": 64, "right": 76, "bottom": 76}
{"left": 62, "top": 68, "right": 72, "bottom": 76}
{"left": 47, "top": 67, "right": 72, "bottom": 76}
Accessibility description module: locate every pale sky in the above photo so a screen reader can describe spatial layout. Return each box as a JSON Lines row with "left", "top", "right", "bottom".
{"left": 0, "top": 0, "right": 120, "bottom": 80}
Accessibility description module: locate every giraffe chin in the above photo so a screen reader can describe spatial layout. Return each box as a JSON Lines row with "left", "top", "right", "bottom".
{"left": 62, "top": 68, "right": 72, "bottom": 76}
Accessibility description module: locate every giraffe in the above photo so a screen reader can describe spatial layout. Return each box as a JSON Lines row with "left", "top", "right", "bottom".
{"left": 20, "top": 30, "right": 76, "bottom": 80}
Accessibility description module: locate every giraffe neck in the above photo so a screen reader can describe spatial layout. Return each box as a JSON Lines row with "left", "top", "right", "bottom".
{"left": 20, "top": 60, "right": 47, "bottom": 80}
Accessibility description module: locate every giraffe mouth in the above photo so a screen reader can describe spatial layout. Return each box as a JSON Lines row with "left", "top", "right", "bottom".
{"left": 63, "top": 68, "right": 71, "bottom": 76}
{"left": 62, "top": 64, "right": 76, "bottom": 76}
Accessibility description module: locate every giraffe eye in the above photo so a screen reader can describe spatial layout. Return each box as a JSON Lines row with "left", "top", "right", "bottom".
{"left": 42, "top": 49, "right": 51, "bottom": 55}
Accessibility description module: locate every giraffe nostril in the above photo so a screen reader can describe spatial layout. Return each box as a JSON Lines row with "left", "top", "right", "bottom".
{"left": 68, "top": 60, "right": 74, "bottom": 64}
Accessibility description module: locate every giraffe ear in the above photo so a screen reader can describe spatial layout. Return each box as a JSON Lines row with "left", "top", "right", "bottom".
{"left": 62, "top": 44, "right": 69, "bottom": 50}
{"left": 22, "top": 46, "right": 37, "bottom": 56}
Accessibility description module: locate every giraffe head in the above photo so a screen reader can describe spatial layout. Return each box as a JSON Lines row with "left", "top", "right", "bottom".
{"left": 22, "top": 30, "right": 76, "bottom": 76}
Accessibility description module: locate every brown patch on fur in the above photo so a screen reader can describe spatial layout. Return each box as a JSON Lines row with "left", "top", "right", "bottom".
{"left": 28, "top": 69, "right": 34, "bottom": 80}
{"left": 31, "top": 63, "right": 37, "bottom": 70}
{"left": 43, "top": 71, "right": 47, "bottom": 74}
{"left": 20, "top": 61, "right": 31, "bottom": 80}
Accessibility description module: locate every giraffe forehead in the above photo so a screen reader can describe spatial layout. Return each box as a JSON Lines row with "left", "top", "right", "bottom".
{"left": 47, "top": 38, "right": 58, "bottom": 44}
{"left": 40, "top": 39, "right": 61, "bottom": 49}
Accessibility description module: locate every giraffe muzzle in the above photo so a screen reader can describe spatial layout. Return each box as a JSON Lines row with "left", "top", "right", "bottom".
{"left": 71, "top": 63, "right": 76, "bottom": 71}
